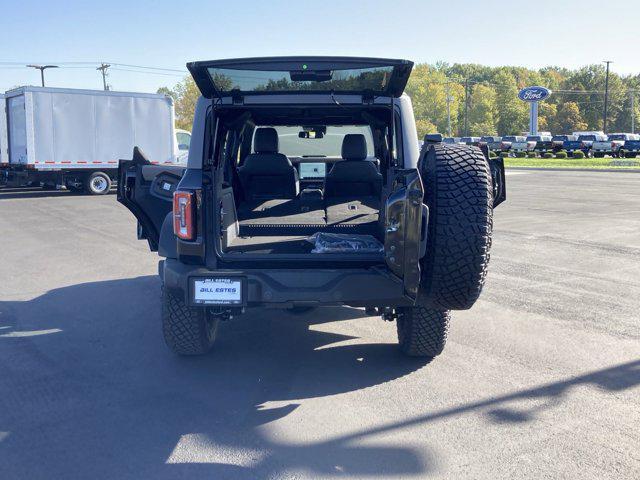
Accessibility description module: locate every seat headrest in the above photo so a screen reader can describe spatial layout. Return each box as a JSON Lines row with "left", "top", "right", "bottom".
{"left": 254, "top": 128, "right": 279, "bottom": 153}
{"left": 341, "top": 134, "right": 367, "bottom": 160}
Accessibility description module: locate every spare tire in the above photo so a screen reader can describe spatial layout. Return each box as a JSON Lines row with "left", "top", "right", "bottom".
{"left": 418, "top": 143, "right": 493, "bottom": 310}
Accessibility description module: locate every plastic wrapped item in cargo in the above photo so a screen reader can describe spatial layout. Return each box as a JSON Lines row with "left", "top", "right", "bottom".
{"left": 306, "top": 232, "right": 384, "bottom": 254}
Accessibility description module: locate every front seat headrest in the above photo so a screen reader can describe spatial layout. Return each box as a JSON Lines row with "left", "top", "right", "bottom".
{"left": 254, "top": 128, "right": 279, "bottom": 153}
{"left": 341, "top": 134, "right": 367, "bottom": 160}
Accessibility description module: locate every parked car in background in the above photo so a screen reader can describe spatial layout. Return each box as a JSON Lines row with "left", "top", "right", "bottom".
{"left": 621, "top": 137, "right": 640, "bottom": 157}
{"left": 564, "top": 134, "right": 607, "bottom": 157}
{"left": 442, "top": 137, "right": 459, "bottom": 144}
{"left": 500, "top": 135, "right": 525, "bottom": 153}
{"left": 510, "top": 136, "right": 536, "bottom": 153}
{"left": 480, "top": 136, "right": 502, "bottom": 151}
{"left": 551, "top": 134, "right": 576, "bottom": 153}
{"left": 593, "top": 133, "right": 640, "bottom": 157}
{"left": 526, "top": 135, "right": 553, "bottom": 154}
{"left": 459, "top": 136, "right": 481, "bottom": 146}
{"left": 175, "top": 128, "right": 192, "bottom": 163}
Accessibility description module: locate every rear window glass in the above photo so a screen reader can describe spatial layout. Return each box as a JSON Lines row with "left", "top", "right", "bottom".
{"left": 608, "top": 134, "right": 625, "bottom": 140}
{"left": 578, "top": 135, "right": 596, "bottom": 141}
{"left": 253, "top": 126, "right": 374, "bottom": 157}
{"left": 208, "top": 67, "right": 393, "bottom": 93}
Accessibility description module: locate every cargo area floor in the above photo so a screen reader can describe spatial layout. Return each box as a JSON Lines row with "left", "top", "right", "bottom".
{"left": 226, "top": 235, "right": 313, "bottom": 254}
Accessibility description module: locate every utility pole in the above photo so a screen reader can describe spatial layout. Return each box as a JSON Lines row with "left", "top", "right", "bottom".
{"left": 96, "top": 63, "right": 111, "bottom": 91}
{"left": 26, "top": 64, "right": 58, "bottom": 87}
{"left": 445, "top": 81, "right": 453, "bottom": 137}
{"left": 603, "top": 60, "right": 612, "bottom": 133}
{"left": 464, "top": 78, "right": 469, "bottom": 136}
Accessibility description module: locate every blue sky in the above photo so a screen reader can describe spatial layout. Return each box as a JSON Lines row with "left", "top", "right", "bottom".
{"left": 1, "top": 0, "right": 638, "bottom": 93}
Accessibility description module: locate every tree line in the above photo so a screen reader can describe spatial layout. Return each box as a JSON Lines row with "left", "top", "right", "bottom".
{"left": 160, "top": 63, "right": 640, "bottom": 138}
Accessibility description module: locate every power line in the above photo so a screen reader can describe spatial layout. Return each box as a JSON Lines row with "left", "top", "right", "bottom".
{"left": 108, "top": 62, "right": 185, "bottom": 73}
{"left": 110, "top": 67, "right": 184, "bottom": 77}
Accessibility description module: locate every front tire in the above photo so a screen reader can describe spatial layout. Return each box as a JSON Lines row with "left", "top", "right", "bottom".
{"left": 397, "top": 306, "right": 450, "bottom": 358}
{"left": 162, "top": 288, "right": 218, "bottom": 355}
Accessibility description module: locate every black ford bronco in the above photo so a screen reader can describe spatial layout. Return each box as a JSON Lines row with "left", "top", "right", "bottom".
{"left": 117, "top": 57, "right": 505, "bottom": 359}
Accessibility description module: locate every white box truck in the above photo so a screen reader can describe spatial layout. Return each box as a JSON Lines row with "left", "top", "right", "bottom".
{"left": 0, "top": 86, "right": 187, "bottom": 194}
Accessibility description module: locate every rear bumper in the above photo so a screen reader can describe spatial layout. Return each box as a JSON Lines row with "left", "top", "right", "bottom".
{"left": 161, "top": 258, "right": 412, "bottom": 309}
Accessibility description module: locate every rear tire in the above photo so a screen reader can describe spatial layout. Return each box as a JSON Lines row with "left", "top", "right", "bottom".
{"left": 419, "top": 144, "right": 493, "bottom": 310}
{"left": 84, "top": 171, "right": 111, "bottom": 195}
{"left": 162, "top": 288, "right": 218, "bottom": 355}
{"left": 397, "top": 306, "right": 450, "bottom": 358}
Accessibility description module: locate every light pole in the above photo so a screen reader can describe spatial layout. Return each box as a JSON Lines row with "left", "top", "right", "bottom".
{"left": 26, "top": 64, "right": 58, "bottom": 87}
{"left": 445, "top": 81, "right": 453, "bottom": 137}
{"left": 464, "top": 78, "right": 470, "bottom": 136}
{"left": 631, "top": 91, "right": 635, "bottom": 134}
{"left": 603, "top": 60, "right": 612, "bottom": 133}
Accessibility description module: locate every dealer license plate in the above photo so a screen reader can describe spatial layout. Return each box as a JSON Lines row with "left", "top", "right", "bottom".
{"left": 193, "top": 278, "right": 242, "bottom": 305}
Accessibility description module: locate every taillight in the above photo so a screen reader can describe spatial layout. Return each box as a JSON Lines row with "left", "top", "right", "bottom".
{"left": 173, "top": 191, "right": 195, "bottom": 240}
{"left": 611, "top": 142, "right": 616, "bottom": 148}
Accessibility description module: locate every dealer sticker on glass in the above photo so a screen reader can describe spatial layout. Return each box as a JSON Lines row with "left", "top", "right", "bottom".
{"left": 193, "top": 278, "right": 242, "bottom": 305}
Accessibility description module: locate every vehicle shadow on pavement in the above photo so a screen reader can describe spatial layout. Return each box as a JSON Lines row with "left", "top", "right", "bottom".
{"left": 1, "top": 276, "right": 639, "bottom": 479}
{"left": 0, "top": 275, "right": 430, "bottom": 479}
{"left": 0, "top": 187, "right": 115, "bottom": 200}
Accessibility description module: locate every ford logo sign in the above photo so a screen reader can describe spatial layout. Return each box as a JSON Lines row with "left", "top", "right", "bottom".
{"left": 518, "top": 86, "right": 551, "bottom": 102}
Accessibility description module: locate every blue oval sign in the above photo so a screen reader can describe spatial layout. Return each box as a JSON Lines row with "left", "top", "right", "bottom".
{"left": 518, "top": 86, "right": 551, "bottom": 102}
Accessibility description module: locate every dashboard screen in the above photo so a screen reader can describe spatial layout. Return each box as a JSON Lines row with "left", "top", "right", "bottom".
{"left": 298, "top": 163, "right": 327, "bottom": 179}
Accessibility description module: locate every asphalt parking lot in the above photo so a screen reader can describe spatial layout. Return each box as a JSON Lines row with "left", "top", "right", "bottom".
{"left": 0, "top": 171, "right": 639, "bottom": 480}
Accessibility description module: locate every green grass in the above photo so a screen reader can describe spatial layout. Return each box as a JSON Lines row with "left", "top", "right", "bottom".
{"left": 504, "top": 157, "right": 640, "bottom": 169}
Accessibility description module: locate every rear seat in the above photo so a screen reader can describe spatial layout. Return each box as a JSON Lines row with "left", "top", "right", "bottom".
{"left": 237, "top": 134, "right": 382, "bottom": 236}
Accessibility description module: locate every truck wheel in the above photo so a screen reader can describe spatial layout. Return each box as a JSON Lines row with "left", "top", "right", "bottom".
{"left": 84, "top": 172, "right": 111, "bottom": 195}
{"left": 419, "top": 144, "right": 493, "bottom": 310}
{"left": 593, "top": 152, "right": 604, "bottom": 158}
{"left": 396, "top": 306, "right": 450, "bottom": 358}
{"left": 162, "top": 287, "right": 219, "bottom": 355}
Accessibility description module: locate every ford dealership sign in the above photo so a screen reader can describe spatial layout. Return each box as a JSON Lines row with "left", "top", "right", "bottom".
{"left": 518, "top": 86, "right": 551, "bottom": 102}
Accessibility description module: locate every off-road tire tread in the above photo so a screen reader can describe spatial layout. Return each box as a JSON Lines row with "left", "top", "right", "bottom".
{"left": 420, "top": 144, "right": 493, "bottom": 310}
{"left": 397, "top": 307, "right": 450, "bottom": 358}
{"left": 162, "top": 288, "right": 217, "bottom": 355}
